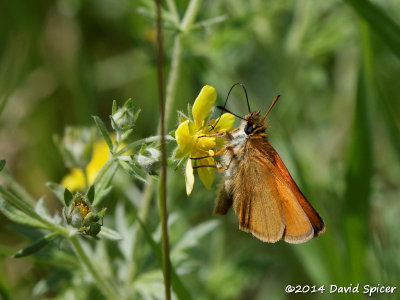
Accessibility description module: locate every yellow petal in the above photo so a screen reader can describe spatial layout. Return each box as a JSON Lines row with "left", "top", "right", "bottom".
{"left": 196, "top": 157, "right": 215, "bottom": 190}
{"left": 192, "top": 85, "right": 217, "bottom": 128}
{"left": 175, "top": 120, "right": 194, "bottom": 154}
{"left": 61, "top": 168, "right": 86, "bottom": 191}
{"left": 194, "top": 133, "right": 216, "bottom": 152}
{"left": 185, "top": 159, "right": 194, "bottom": 196}
{"left": 213, "top": 113, "right": 235, "bottom": 132}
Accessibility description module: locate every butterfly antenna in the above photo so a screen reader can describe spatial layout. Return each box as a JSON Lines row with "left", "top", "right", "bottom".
{"left": 261, "top": 95, "right": 281, "bottom": 122}
{"left": 261, "top": 94, "right": 280, "bottom": 122}
{"left": 210, "top": 83, "right": 250, "bottom": 131}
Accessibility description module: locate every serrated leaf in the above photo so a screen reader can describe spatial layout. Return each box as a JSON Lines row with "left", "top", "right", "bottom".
{"left": 46, "top": 182, "right": 65, "bottom": 205}
{"left": 98, "top": 226, "right": 123, "bottom": 241}
{"left": 0, "top": 198, "right": 46, "bottom": 228}
{"left": 0, "top": 160, "right": 5, "bottom": 172}
{"left": 86, "top": 185, "right": 95, "bottom": 204}
{"left": 14, "top": 232, "right": 60, "bottom": 258}
{"left": 64, "top": 188, "right": 73, "bottom": 207}
{"left": 92, "top": 115, "right": 113, "bottom": 152}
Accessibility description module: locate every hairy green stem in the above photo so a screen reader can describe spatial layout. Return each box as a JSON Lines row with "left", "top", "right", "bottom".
{"left": 69, "top": 236, "right": 118, "bottom": 300}
{"left": 180, "top": 0, "right": 201, "bottom": 32}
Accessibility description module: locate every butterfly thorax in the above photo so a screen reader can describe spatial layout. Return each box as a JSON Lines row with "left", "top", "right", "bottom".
{"left": 222, "top": 111, "right": 271, "bottom": 178}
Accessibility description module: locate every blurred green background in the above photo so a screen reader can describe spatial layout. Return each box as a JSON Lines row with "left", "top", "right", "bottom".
{"left": 1, "top": 0, "right": 400, "bottom": 299}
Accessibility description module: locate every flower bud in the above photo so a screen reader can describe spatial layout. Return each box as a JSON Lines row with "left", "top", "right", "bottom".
{"left": 110, "top": 99, "right": 140, "bottom": 133}
{"left": 65, "top": 191, "right": 106, "bottom": 238}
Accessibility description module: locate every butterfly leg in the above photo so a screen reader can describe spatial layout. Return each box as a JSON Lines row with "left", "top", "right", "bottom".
{"left": 192, "top": 152, "right": 233, "bottom": 171}
{"left": 190, "top": 146, "right": 230, "bottom": 161}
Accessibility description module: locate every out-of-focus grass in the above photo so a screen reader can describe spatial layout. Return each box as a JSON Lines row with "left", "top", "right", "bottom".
{"left": 0, "top": 0, "right": 400, "bottom": 299}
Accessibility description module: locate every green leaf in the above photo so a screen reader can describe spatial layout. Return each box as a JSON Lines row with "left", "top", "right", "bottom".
{"left": 92, "top": 115, "right": 113, "bottom": 152}
{"left": 46, "top": 182, "right": 66, "bottom": 205}
{"left": 64, "top": 188, "right": 73, "bottom": 207}
{"left": 1, "top": 170, "right": 36, "bottom": 206}
{"left": 86, "top": 185, "right": 95, "bottom": 204}
{"left": 0, "top": 160, "right": 5, "bottom": 172}
{"left": 95, "top": 187, "right": 112, "bottom": 205}
{"left": 133, "top": 210, "right": 192, "bottom": 300}
{"left": 98, "top": 226, "right": 123, "bottom": 241}
{"left": 0, "top": 197, "right": 46, "bottom": 228}
{"left": 14, "top": 232, "right": 60, "bottom": 258}
{"left": 34, "top": 198, "right": 51, "bottom": 220}
{"left": 342, "top": 66, "right": 372, "bottom": 284}
{"left": 344, "top": 0, "right": 400, "bottom": 59}
{"left": 133, "top": 108, "right": 141, "bottom": 123}
{"left": 93, "top": 159, "right": 119, "bottom": 207}
{"left": 112, "top": 100, "right": 117, "bottom": 115}
{"left": 171, "top": 220, "right": 218, "bottom": 256}
{"left": 0, "top": 186, "right": 48, "bottom": 227}
{"left": 118, "top": 160, "right": 147, "bottom": 183}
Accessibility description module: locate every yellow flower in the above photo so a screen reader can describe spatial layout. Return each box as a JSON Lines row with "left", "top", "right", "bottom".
{"left": 174, "top": 85, "right": 235, "bottom": 195}
{"left": 61, "top": 140, "right": 110, "bottom": 191}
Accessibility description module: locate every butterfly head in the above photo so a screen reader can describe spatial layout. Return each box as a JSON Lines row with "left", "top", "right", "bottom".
{"left": 242, "top": 112, "right": 266, "bottom": 136}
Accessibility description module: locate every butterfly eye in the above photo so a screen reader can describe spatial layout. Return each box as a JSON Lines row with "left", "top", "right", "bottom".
{"left": 244, "top": 122, "right": 254, "bottom": 135}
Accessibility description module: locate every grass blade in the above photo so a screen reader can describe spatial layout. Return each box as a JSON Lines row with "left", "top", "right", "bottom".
{"left": 342, "top": 66, "right": 373, "bottom": 285}
{"left": 344, "top": 0, "right": 400, "bottom": 59}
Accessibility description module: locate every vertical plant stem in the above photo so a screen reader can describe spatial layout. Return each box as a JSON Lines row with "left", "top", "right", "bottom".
{"left": 129, "top": 0, "right": 202, "bottom": 284}
{"left": 155, "top": 0, "right": 171, "bottom": 299}
{"left": 143, "top": 0, "right": 201, "bottom": 220}
{"left": 69, "top": 236, "right": 118, "bottom": 300}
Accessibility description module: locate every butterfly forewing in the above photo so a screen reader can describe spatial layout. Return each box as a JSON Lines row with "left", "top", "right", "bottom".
{"left": 269, "top": 146, "right": 326, "bottom": 236}
{"left": 263, "top": 155, "right": 315, "bottom": 243}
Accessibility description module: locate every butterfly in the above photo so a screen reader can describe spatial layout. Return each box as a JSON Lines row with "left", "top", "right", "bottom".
{"left": 203, "top": 84, "right": 325, "bottom": 243}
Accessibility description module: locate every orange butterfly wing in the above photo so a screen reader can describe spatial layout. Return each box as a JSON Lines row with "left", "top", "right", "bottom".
{"left": 230, "top": 137, "right": 324, "bottom": 243}
{"left": 269, "top": 145, "right": 326, "bottom": 236}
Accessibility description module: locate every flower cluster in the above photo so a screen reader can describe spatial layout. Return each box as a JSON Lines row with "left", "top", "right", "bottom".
{"left": 174, "top": 85, "right": 235, "bottom": 195}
